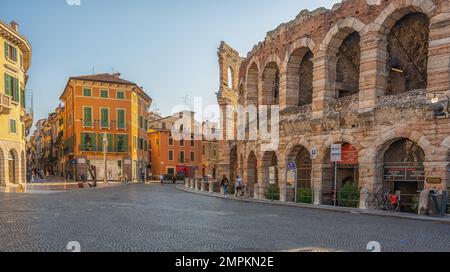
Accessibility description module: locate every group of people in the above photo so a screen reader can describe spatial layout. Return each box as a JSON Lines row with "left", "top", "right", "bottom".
{"left": 220, "top": 175, "right": 245, "bottom": 198}
{"left": 159, "top": 175, "right": 178, "bottom": 185}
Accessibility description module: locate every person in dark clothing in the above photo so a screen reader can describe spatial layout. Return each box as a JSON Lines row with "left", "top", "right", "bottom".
{"left": 172, "top": 176, "right": 177, "bottom": 184}
{"left": 220, "top": 175, "right": 229, "bottom": 198}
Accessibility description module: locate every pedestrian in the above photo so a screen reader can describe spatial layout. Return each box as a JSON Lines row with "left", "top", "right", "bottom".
{"left": 160, "top": 174, "right": 164, "bottom": 185}
{"left": 172, "top": 175, "right": 177, "bottom": 185}
{"left": 220, "top": 175, "right": 229, "bottom": 198}
{"left": 235, "top": 176, "right": 242, "bottom": 198}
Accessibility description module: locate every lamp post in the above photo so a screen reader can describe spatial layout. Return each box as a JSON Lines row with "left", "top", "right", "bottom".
{"left": 102, "top": 133, "right": 108, "bottom": 185}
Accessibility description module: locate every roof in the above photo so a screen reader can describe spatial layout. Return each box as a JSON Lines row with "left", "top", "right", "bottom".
{"left": 60, "top": 73, "right": 152, "bottom": 103}
{"left": 70, "top": 73, "right": 136, "bottom": 85}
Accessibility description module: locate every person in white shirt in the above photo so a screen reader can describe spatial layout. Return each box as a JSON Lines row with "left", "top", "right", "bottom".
{"left": 235, "top": 176, "right": 242, "bottom": 197}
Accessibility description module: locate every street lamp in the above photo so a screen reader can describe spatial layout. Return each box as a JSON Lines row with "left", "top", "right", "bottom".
{"left": 102, "top": 133, "right": 108, "bottom": 185}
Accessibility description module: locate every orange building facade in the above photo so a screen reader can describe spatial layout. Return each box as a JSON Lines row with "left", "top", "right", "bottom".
{"left": 60, "top": 73, "right": 152, "bottom": 182}
{"left": 148, "top": 112, "right": 203, "bottom": 179}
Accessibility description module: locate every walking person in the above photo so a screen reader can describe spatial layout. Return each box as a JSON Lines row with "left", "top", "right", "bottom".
{"left": 220, "top": 175, "right": 229, "bottom": 198}
{"left": 160, "top": 174, "right": 164, "bottom": 185}
{"left": 172, "top": 175, "right": 177, "bottom": 185}
{"left": 235, "top": 176, "right": 242, "bottom": 198}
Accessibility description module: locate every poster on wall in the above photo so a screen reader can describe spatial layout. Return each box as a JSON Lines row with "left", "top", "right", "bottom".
{"left": 269, "top": 167, "right": 276, "bottom": 184}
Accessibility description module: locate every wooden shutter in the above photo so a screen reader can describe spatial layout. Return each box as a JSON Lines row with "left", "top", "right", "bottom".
{"left": 108, "top": 134, "right": 113, "bottom": 152}
{"left": 92, "top": 133, "right": 96, "bottom": 151}
{"left": 81, "top": 133, "right": 86, "bottom": 151}
{"left": 4, "top": 42, "right": 9, "bottom": 59}
{"left": 4, "top": 74, "right": 11, "bottom": 96}
{"left": 13, "top": 78, "right": 19, "bottom": 102}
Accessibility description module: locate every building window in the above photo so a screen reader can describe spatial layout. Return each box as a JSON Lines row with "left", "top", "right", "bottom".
{"left": 100, "top": 89, "right": 109, "bottom": 98}
{"left": 83, "top": 107, "right": 93, "bottom": 127}
{"left": 81, "top": 133, "right": 96, "bottom": 152}
{"left": 144, "top": 119, "right": 148, "bottom": 131}
{"left": 139, "top": 138, "right": 144, "bottom": 150}
{"left": 190, "top": 138, "right": 195, "bottom": 147}
{"left": 169, "top": 151, "right": 174, "bottom": 161}
{"left": 190, "top": 152, "right": 195, "bottom": 162}
{"left": 179, "top": 151, "right": 185, "bottom": 162}
{"left": 202, "top": 145, "right": 206, "bottom": 156}
{"left": 116, "top": 91, "right": 125, "bottom": 99}
{"left": 4, "top": 74, "right": 19, "bottom": 103}
{"left": 83, "top": 88, "right": 92, "bottom": 97}
{"left": 117, "top": 109, "right": 126, "bottom": 129}
{"left": 9, "top": 119, "right": 16, "bottom": 134}
{"left": 4, "top": 42, "right": 17, "bottom": 62}
{"left": 180, "top": 140, "right": 184, "bottom": 147}
{"left": 100, "top": 108, "right": 109, "bottom": 128}
{"left": 139, "top": 116, "right": 143, "bottom": 129}
{"left": 115, "top": 134, "right": 128, "bottom": 152}
{"left": 169, "top": 136, "right": 174, "bottom": 146}
{"left": 167, "top": 168, "right": 175, "bottom": 175}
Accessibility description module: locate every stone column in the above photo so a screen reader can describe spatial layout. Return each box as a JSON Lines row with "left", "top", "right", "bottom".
{"left": 427, "top": 11, "right": 450, "bottom": 96}
{"left": 311, "top": 51, "right": 328, "bottom": 119}
{"left": 311, "top": 163, "right": 324, "bottom": 205}
{"left": 358, "top": 161, "right": 381, "bottom": 209}
{"left": 359, "top": 31, "right": 387, "bottom": 112}
{"left": 278, "top": 163, "right": 287, "bottom": 202}
{"left": 257, "top": 165, "right": 266, "bottom": 200}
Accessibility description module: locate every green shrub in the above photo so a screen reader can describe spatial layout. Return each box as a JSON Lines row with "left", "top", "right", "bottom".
{"left": 338, "top": 183, "right": 360, "bottom": 208}
{"left": 297, "top": 188, "right": 313, "bottom": 204}
{"left": 175, "top": 174, "right": 186, "bottom": 181}
{"left": 164, "top": 174, "right": 174, "bottom": 180}
{"left": 266, "top": 184, "right": 280, "bottom": 201}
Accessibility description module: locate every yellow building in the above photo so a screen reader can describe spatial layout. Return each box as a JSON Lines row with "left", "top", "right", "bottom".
{"left": 0, "top": 20, "right": 32, "bottom": 186}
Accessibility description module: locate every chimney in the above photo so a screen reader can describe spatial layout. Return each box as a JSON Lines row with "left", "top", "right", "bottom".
{"left": 10, "top": 21, "right": 19, "bottom": 32}
{"left": 112, "top": 73, "right": 121, "bottom": 78}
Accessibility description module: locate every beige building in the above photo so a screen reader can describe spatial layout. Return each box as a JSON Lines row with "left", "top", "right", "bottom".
{"left": 0, "top": 20, "right": 32, "bottom": 186}
{"left": 217, "top": 0, "right": 450, "bottom": 212}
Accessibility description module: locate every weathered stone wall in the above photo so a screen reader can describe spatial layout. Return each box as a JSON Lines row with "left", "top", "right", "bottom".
{"left": 217, "top": 0, "right": 450, "bottom": 208}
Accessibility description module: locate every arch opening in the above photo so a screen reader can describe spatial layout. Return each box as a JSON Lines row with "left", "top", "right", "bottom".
{"left": 8, "top": 150, "right": 18, "bottom": 185}
{"left": 386, "top": 13, "right": 430, "bottom": 96}
{"left": 262, "top": 62, "right": 280, "bottom": 105}
{"left": 246, "top": 151, "right": 258, "bottom": 198}
{"left": 335, "top": 32, "right": 361, "bottom": 99}
{"left": 287, "top": 48, "right": 314, "bottom": 107}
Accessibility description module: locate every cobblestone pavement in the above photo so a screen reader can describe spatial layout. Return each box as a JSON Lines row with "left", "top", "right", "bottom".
{"left": 0, "top": 184, "right": 449, "bottom": 252}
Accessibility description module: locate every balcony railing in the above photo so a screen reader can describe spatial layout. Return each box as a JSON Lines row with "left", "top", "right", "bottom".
{"left": 0, "top": 93, "right": 12, "bottom": 114}
{"left": 78, "top": 145, "right": 130, "bottom": 153}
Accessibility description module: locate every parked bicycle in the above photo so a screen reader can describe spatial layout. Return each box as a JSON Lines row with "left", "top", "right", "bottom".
{"left": 366, "top": 189, "right": 400, "bottom": 212}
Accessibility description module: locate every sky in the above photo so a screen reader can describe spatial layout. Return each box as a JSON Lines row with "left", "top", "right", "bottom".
{"left": 1, "top": 0, "right": 338, "bottom": 123}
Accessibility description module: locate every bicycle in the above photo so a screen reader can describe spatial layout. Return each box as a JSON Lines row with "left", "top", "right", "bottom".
{"left": 366, "top": 189, "right": 400, "bottom": 212}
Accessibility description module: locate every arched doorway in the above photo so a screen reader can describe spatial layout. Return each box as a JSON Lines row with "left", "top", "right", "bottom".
{"left": 246, "top": 151, "right": 257, "bottom": 198}
{"left": 262, "top": 151, "right": 279, "bottom": 200}
{"left": 8, "top": 150, "right": 18, "bottom": 184}
{"left": 287, "top": 146, "right": 312, "bottom": 203}
{"left": 323, "top": 143, "right": 359, "bottom": 207}
{"left": 383, "top": 138, "right": 425, "bottom": 213}
{"left": 229, "top": 146, "right": 238, "bottom": 181}
{"left": 335, "top": 32, "right": 361, "bottom": 98}
{"left": 386, "top": 13, "right": 429, "bottom": 95}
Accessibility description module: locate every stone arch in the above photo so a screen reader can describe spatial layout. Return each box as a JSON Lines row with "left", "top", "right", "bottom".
{"left": 371, "top": 0, "right": 437, "bottom": 96}
{"left": 0, "top": 147, "right": 5, "bottom": 186}
{"left": 320, "top": 17, "right": 366, "bottom": 100}
{"left": 21, "top": 150, "right": 26, "bottom": 183}
{"left": 261, "top": 151, "right": 279, "bottom": 199}
{"left": 262, "top": 62, "right": 280, "bottom": 105}
{"left": 317, "top": 134, "right": 362, "bottom": 163}
{"left": 229, "top": 145, "right": 238, "bottom": 181}
{"left": 287, "top": 145, "right": 312, "bottom": 192}
{"left": 286, "top": 44, "right": 315, "bottom": 108}
{"left": 246, "top": 62, "right": 260, "bottom": 107}
{"left": 8, "top": 148, "right": 19, "bottom": 185}
{"left": 246, "top": 150, "right": 258, "bottom": 197}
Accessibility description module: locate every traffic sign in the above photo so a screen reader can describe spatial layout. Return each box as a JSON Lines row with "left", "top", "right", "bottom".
{"left": 330, "top": 144, "right": 342, "bottom": 162}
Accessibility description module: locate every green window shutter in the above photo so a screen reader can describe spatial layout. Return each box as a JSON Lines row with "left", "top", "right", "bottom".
{"left": 84, "top": 108, "right": 92, "bottom": 126}
{"left": 12, "top": 47, "right": 17, "bottom": 62}
{"left": 4, "top": 74, "right": 11, "bottom": 96}
{"left": 139, "top": 116, "right": 143, "bottom": 128}
{"left": 144, "top": 119, "right": 148, "bottom": 131}
{"left": 101, "top": 90, "right": 108, "bottom": 98}
{"left": 101, "top": 109, "right": 109, "bottom": 128}
{"left": 13, "top": 79, "right": 19, "bottom": 102}
{"left": 117, "top": 110, "right": 125, "bottom": 129}
{"left": 92, "top": 133, "right": 96, "bottom": 151}
{"left": 4, "top": 42, "right": 9, "bottom": 59}
{"left": 114, "top": 134, "right": 118, "bottom": 152}
{"left": 108, "top": 134, "right": 113, "bottom": 152}
{"left": 83, "top": 88, "right": 91, "bottom": 97}
{"left": 117, "top": 91, "right": 125, "bottom": 99}
{"left": 20, "top": 89, "right": 25, "bottom": 108}
{"left": 97, "top": 133, "right": 103, "bottom": 152}
{"left": 81, "top": 133, "right": 86, "bottom": 151}
{"left": 124, "top": 135, "right": 129, "bottom": 152}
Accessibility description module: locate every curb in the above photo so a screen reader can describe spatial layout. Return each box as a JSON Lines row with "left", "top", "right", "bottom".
{"left": 177, "top": 185, "right": 450, "bottom": 224}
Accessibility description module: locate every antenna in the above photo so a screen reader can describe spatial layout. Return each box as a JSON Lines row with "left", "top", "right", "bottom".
{"left": 182, "top": 94, "right": 192, "bottom": 106}
{"left": 90, "top": 66, "right": 96, "bottom": 75}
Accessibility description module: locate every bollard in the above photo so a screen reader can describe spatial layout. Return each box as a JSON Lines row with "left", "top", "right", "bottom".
{"left": 201, "top": 181, "right": 206, "bottom": 192}
{"left": 209, "top": 181, "right": 214, "bottom": 193}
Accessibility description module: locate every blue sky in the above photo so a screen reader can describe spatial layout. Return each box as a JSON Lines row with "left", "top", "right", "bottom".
{"left": 1, "top": 0, "right": 337, "bottom": 122}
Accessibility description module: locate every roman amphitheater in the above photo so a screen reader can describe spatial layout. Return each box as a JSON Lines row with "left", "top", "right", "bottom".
{"left": 216, "top": 0, "right": 450, "bottom": 211}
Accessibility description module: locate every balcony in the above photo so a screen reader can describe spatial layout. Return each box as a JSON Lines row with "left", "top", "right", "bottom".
{"left": 0, "top": 93, "right": 12, "bottom": 114}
